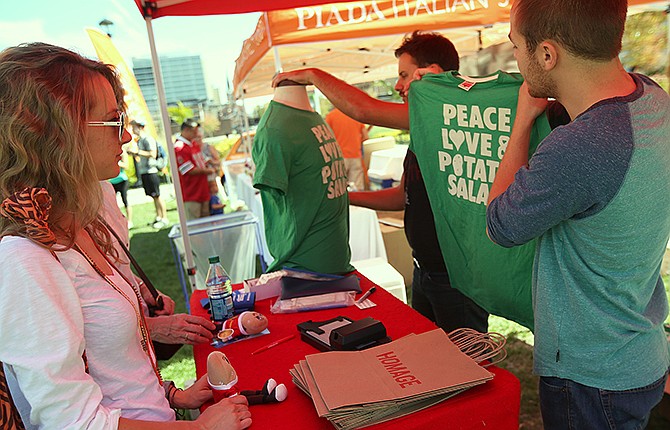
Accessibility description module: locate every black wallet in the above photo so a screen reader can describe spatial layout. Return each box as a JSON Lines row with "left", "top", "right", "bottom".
{"left": 279, "top": 274, "right": 361, "bottom": 300}
{"left": 297, "top": 316, "right": 390, "bottom": 351}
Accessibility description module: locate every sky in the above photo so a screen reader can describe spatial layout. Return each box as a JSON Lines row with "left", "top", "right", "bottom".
{"left": 0, "top": 0, "right": 262, "bottom": 102}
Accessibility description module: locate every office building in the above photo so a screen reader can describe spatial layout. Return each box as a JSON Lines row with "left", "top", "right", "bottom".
{"left": 133, "top": 55, "right": 208, "bottom": 121}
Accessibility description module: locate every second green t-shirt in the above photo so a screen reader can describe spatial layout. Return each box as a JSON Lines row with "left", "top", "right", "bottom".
{"left": 409, "top": 71, "right": 551, "bottom": 329}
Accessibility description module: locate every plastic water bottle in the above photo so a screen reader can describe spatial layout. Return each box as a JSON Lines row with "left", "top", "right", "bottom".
{"left": 205, "top": 255, "right": 233, "bottom": 323}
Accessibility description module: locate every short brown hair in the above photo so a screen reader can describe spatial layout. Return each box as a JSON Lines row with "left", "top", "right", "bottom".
{"left": 513, "top": 0, "right": 627, "bottom": 61}
{"left": 394, "top": 31, "right": 459, "bottom": 72}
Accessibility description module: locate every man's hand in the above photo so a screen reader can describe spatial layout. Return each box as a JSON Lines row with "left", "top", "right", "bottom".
{"left": 146, "top": 314, "right": 216, "bottom": 344}
{"left": 272, "top": 68, "right": 315, "bottom": 87}
{"left": 516, "top": 82, "right": 549, "bottom": 124}
{"left": 171, "top": 375, "right": 214, "bottom": 409}
{"left": 196, "top": 395, "right": 251, "bottom": 430}
{"left": 487, "top": 81, "right": 546, "bottom": 206}
{"left": 402, "top": 64, "right": 442, "bottom": 95}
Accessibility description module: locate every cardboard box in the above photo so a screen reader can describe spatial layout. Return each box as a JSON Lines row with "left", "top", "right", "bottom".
{"left": 376, "top": 210, "right": 413, "bottom": 289}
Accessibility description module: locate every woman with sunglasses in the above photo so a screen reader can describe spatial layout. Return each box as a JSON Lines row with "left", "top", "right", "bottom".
{"left": 0, "top": 43, "right": 251, "bottom": 429}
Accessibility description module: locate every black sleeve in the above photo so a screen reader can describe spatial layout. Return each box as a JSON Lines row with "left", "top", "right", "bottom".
{"left": 546, "top": 101, "right": 571, "bottom": 129}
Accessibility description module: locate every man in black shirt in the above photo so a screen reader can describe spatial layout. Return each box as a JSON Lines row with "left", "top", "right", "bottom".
{"left": 273, "top": 31, "right": 490, "bottom": 332}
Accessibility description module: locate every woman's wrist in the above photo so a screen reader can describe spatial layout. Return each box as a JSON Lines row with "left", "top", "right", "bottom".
{"left": 170, "top": 386, "right": 185, "bottom": 408}
{"left": 164, "top": 381, "right": 184, "bottom": 408}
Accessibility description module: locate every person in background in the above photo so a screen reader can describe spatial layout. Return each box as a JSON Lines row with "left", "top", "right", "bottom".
{"left": 129, "top": 120, "right": 169, "bottom": 229}
{"left": 109, "top": 143, "right": 133, "bottom": 229}
{"left": 272, "top": 31, "right": 490, "bottom": 333}
{"left": 486, "top": 0, "right": 670, "bottom": 427}
{"left": 325, "top": 108, "right": 369, "bottom": 191}
{"left": 209, "top": 181, "right": 225, "bottom": 216}
{"left": 195, "top": 127, "right": 223, "bottom": 192}
{"left": 175, "top": 119, "right": 216, "bottom": 220}
{"left": 0, "top": 42, "right": 250, "bottom": 429}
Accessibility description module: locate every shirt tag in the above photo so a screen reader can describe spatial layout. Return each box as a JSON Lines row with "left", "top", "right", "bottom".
{"left": 458, "top": 81, "right": 476, "bottom": 91}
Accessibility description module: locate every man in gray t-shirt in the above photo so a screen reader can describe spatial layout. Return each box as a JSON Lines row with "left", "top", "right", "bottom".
{"left": 486, "top": 1, "right": 670, "bottom": 428}
{"left": 130, "top": 120, "right": 168, "bottom": 229}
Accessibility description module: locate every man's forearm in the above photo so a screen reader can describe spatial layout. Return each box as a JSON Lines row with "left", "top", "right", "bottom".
{"left": 186, "top": 167, "right": 214, "bottom": 176}
{"left": 488, "top": 117, "right": 534, "bottom": 204}
{"left": 307, "top": 69, "right": 409, "bottom": 130}
{"left": 129, "top": 148, "right": 156, "bottom": 159}
{"left": 349, "top": 186, "right": 405, "bottom": 211}
{"left": 489, "top": 83, "right": 549, "bottom": 205}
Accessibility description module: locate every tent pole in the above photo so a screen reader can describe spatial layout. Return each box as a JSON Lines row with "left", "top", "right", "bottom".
{"left": 313, "top": 89, "right": 323, "bottom": 114}
{"left": 240, "top": 96, "right": 252, "bottom": 172}
{"left": 144, "top": 15, "right": 198, "bottom": 292}
{"left": 272, "top": 46, "right": 283, "bottom": 74}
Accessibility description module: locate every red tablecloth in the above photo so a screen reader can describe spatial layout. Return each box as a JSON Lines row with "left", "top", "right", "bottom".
{"left": 191, "top": 273, "right": 520, "bottom": 429}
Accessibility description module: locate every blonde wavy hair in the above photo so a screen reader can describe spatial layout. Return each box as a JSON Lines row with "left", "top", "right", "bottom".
{"left": 0, "top": 43, "right": 126, "bottom": 255}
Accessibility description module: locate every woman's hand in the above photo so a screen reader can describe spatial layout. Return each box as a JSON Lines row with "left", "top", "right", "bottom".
{"left": 196, "top": 395, "right": 252, "bottom": 430}
{"left": 146, "top": 314, "right": 215, "bottom": 344}
{"left": 138, "top": 282, "right": 175, "bottom": 316}
{"left": 155, "top": 293, "right": 176, "bottom": 316}
{"left": 171, "top": 375, "right": 213, "bottom": 409}
{"left": 144, "top": 292, "right": 176, "bottom": 316}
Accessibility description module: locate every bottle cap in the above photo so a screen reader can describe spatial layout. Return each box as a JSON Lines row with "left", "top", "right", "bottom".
{"left": 208, "top": 255, "right": 220, "bottom": 264}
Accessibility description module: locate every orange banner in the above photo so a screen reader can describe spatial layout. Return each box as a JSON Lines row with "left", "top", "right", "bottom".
{"left": 269, "top": 0, "right": 510, "bottom": 44}
{"left": 233, "top": 0, "right": 665, "bottom": 96}
{"left": 234, "top": 0, "right": 512, "bottom": 94}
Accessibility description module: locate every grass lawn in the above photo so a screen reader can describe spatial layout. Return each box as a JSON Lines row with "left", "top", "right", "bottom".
{"left": 128, "top": 198, "right": 670, "bottom": 428}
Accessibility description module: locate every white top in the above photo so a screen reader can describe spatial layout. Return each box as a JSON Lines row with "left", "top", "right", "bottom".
{"left": 101, "top": 181, "right": 129, "bottom": 247}
{"left": 0, "top": 235, "right": 174, "bottom": 429}
{"left": 100, "top": 181, "right": 151, "bottom": 316}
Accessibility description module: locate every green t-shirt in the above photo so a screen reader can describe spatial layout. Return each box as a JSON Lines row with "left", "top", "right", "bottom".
{"left": 252, "top": 100, "right": 353, "bottom": 274}
{"left": 409, "top": 71, "right": 551, "bottom": 330}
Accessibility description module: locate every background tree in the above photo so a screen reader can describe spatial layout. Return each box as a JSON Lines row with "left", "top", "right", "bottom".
{"left": 252, "top": 103, "right": 269, "bottom": 122}
{"left": 201, "top": 114, "right": 221, "bottom": 137}
{"left": 621, "top": 11, "right": 668, "bottom": 91}
{"left": 168, "top": 101, "right": 195, "bottom": 126}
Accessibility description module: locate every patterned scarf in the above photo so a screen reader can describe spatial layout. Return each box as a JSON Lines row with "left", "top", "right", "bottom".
{"left": 0, "top": 365, "right": 24, "bottom": 430}
{"left": 0, "top": 187, "right": 57, "bottom": 247}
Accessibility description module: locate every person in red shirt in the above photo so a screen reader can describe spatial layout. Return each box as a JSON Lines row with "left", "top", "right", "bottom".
{"left": 325, "top": 108, "right": 369, "bottom": 191}
{"left": 174, "top": 119, "right": 216, "bottom": 219}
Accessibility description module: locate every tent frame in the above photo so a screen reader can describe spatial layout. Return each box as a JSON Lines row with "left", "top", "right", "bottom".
{"left": 134, "top": 0, "right": 670, "bottom": 291}
{"left": 139, "top": 1, "right": 199, "bottom": 290}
